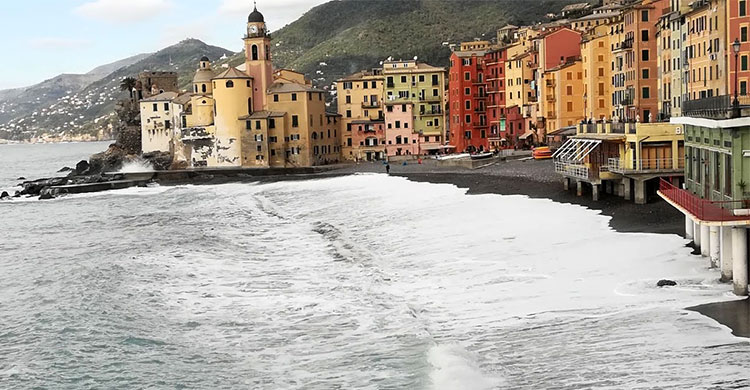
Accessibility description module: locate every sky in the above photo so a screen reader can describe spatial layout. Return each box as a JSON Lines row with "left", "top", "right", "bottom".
{"left": 0, "top": 0, "right": 328, "bottom": 90}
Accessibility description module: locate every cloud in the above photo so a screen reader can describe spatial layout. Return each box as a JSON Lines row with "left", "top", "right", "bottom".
{"left": 218, "top": 0, "right": 327, "bottom": 28}
{"left": 74, "top": 0, "right": 174, "bottom": 23}
{"left": 29, "top": 37, "right": 93, "bottom": 49}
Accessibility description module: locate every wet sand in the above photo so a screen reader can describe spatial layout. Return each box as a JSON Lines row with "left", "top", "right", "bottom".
{"left": 688, "top": 299, "right": 750, "bottom": 338}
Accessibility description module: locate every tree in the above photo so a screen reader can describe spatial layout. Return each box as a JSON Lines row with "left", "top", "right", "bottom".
{"left": 119, "top": 77, "right": 137, "bottom": 101}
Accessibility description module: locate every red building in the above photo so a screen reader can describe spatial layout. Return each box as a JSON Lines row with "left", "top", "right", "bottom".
{"left": 728, "top": 0, "right": 749, "bottom": 99}
{"left": 485, "top": 47, "right": 507, "bottom": 150}
{"left": 449, "top": 47, "right": 490, "bottom": 153}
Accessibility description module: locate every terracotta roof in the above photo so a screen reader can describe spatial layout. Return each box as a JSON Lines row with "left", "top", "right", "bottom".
{"left": 213, "top": 67, "right": 251, "bottom": 80}
{"left": 454, "top": 50, "right": 488, "bottom": 58}
{"left": 240, "top": 111, "right": 285, "bottom": 120}
{"left": 338, "top": 71, "right": 383, "bottom": 81}
{"left": 141, "top": 92, "right": 178, "bottom": 102}
{"left": 267, "top": 82, "right": 323, "bottom": 93}
{"left": 173, "top": 92, "right": 192, "bottom": 106}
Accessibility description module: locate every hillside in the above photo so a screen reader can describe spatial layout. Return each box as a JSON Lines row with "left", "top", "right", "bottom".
{"left": 0, "top": 40, "right": 234, "bottom": 141}
{"left": 268, "top": 0, "right": 589, "bottom": 87}
{"left": 0, "top": 0, "right": 587, "bottom": 141}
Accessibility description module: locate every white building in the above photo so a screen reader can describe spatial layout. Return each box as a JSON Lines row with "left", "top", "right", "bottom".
{"left": 140, "top": 92, "right": 190, "bottom": 153}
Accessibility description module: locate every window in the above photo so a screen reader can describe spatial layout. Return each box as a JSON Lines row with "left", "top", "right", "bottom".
{"left": 251, "top": 45, "right": 259, "bottom": 61}
{"left": 345, "top": 96, "right": 351, "bottom": 104}
{"left": 246, "top": 121, "right": 252, "bottom": 130}
{"left": 465, "top": 115, "right": 471, "bottom": 123}
{"left": 269, "top": 118, "right": 276, "bottom": 129}
{"left": 641, "top": 50, "right": 649, "bottom": 61}
{"left": 292, "top": 115, "right": 299, "bottom": 127}
{"left": 152, "top": 103, "right": 158, "bottom": 112}
{"left": 401, "top": 76, "right": 407, "bottom": 83}
{"left": 255, "top": 120, "right": 261, "bottom": 130}
{"left": 742, "top": 55, "right": 749, "bottom": 71}
{"left": 742, "top": 26, "right": 748, "bottom": 42}
{"left": 464, "top": 72, "right": 470, "bottom": 81}
{"left": 567, "top": 101, "right": 573, "bottom": 111}
{"left": 343, "top": 81, "right": 352, "bottom": 89}
{"left": 274, "top": 94, "right": 279, "bottom": 102}
{"left": 202, "top": 84, "right": 206, "bottom": 93}
{"left": 226, "top": 80, "right": 234, "bottom": 88}
{"left": 363, "top": 82, "right": 368, "bottom": 89}
{"left": 346, "top": 110, "right": 352, "bottom": 118}
{"left": 165, "top": 120, "right": 171, "bottom": 129}
{"left": 642, "top": 87, "right": 650, "bottom": 99}
{"left": 566, "top": 86, "right": 572, "bottom": 95}
{"left": 725, "top": 153, "right": 733, "bottom": 196}
{"left": 419, "top": 75, "right": 425, "bottom": 82}
{"left": 642, "top": 69, "right": 649, "bottom": 79}
{"left": 291, "top": 93, "right": 297, "bottom": 101}
{"left": 465, "top": 100, "right": 471, "bottom": 109}
{"left": 371, "top": 81, "right": 377, "bottom": 88}
{"left": 741, "top": 0, "right": 747, "bottom": 17}
{"left": 641, "top": 10, "right": 648, "bottom": 22}
{"left": 164, "top": 103, "right": 169, "bottom": 111}
{"left": 641, "top": 30, "right": 648, "bottom": 41}
{"left": 432, "top": 74, "right": 439, "bottom": 85}
{"left": 255, "top": 134, "right": 263, "bottom": 142}
{"left": 741, "top": 80, "right": 747, "bottom": 95}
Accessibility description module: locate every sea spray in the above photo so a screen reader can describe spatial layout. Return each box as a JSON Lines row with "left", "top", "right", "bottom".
{"left": 118, "top": 159, "right": 154, "bottom": 173}
{"left": 428, "top": 344, "right": 505, "bottom": 389}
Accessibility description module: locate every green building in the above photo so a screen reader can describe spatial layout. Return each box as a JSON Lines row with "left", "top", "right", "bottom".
{"left": 382, "top": 60, "right": 447, "bottom": 151}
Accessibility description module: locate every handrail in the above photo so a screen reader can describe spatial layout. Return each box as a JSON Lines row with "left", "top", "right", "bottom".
{"left": 658, "top": 178, "right": 747, "bottom": 222}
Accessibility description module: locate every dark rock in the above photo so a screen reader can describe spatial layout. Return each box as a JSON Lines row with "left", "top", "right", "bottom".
{"left": 57, "top": 167, "right": 73, "bottom": 173}
{"left": 38, "top": 187, "right": 59, "bottom": 200}
{"left": 16, "top": 177, "right": 26, "bottom": 181}
{"left": 657, "top": 279, "right": 677, "bottom": 287}
{"left": 17, "top": 177, "right": 69, "bottom": 197}
{"left": 142, "top": 151, "right": 173, "bottom": 171}
{"left": 88, "top": 144, "right": 130, "bottom": 174}
{"left": 74, "top": 160, "right": 90, "bottom": 176}
{"left": 0, "top": 191, "right": 9, "bottom": 199}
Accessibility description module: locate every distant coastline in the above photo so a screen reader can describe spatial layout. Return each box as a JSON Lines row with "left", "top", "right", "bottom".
{"left": 0, "top": 138, "right": 113, "bottom": 145}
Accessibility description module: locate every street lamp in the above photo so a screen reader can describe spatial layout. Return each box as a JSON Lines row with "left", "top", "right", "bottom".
{"left": 733, "top": 38, "right": 741, "bottom": 118}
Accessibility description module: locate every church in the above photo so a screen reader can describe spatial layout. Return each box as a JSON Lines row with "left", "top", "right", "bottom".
{"left": 145, "top": 5, "right": 342, "bottom": 168}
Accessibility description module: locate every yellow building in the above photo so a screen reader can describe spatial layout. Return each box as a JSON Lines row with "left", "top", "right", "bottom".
{"left": 581, "top": 24, "right": 614, "bottom": 120}
{"left": 684, "top": 0, "right": 728, "bottom": 100}
{"left": 335, "top": 70, "right": 384, "bottom": 160}
{"left": 140, "top": 92, "right": 180, "bottom": 153}
{"left": 172, "top": 5, "right": 341, "bottom": 168}
{"left": 382, "top": 60, "right": 447, "bottom": 147}
{"left": 542, "top": 60, "right": 585, "bottom": 132}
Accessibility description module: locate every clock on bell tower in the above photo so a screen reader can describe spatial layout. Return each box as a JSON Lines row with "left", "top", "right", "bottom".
{"left": 244, "top": 2, "right": 273, "bottom": 112}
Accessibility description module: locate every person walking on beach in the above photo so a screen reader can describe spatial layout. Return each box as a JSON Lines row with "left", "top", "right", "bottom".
{"left": 385, "top": 163, "right": 391, "bottom": 174}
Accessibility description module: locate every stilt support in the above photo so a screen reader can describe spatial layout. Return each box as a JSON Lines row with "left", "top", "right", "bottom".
{"left": 700, "top": 224, "right": 710, "bottom": 257}
{"left": 732, "top": 227, "right": 748, "bottom": 296}
{"left": 710, "top": 226, "right": 720, "bottom": 268}
{"left": 721, "top": 226, "right": 733, "bottom": 282}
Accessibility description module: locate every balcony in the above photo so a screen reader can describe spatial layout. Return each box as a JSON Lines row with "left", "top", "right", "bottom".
{"left": 608, "top": 158, "right": 684, "bottom": 174}
{"left": 545, "top": 80, "right": 556, "bottom": 87}
{"left": 419, "top": 96, "right": 442, "bottom": 102}
{"left": 658, "top": 179, "right": 749, "bottom": 222}
{"left": 362, "top": 101, "right": 381, "bottom": 108}
{"left": 682, "top": 95, "right": 750, "bottom": 119}
{"left": 546, "top": 95, "right": 555, "bottom": 102}
{"left": 554, "top": 161, "right": 590, "bottom": 180}
{"left": 420, "top": 109, "right": 443, "bottom": 116}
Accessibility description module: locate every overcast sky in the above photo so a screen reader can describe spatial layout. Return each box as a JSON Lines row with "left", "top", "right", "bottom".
{"left": 0, "top": 0, "right": 328, "bottom": 90}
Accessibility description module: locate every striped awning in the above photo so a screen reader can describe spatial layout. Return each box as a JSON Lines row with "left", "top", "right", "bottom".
{"left": 552, "top": 138, "right": 602, "bottom": 163}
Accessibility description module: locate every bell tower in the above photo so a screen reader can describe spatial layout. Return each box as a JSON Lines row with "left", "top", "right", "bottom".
{"left": 244, "top": 2, "right": 273, "bottom": 112}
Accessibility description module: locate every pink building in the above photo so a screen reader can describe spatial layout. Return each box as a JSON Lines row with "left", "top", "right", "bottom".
{"left": 385, "top": 103, "right": 419, "bottom": 157}
{"left": 351, "top": 120, "right": 386, "bottom": 161}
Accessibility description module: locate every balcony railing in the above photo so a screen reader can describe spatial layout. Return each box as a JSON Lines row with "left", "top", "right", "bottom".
{"left": 420, "top": 109, "right": 443, "bottom": 116}
{"left": 419, "top": 96, "right": 442, "bottom": 102}
{"left": 682, "top": 95, "right": 750, "bottom": 119}
{"left": 554, "top": 161, "right": 590, "bottom": 180}
{"left": 611, "top": 122, "right": 625, "bottom": 134}
{"left": 362, "top": 101, "right": 380, "bottom": 108}
{"left": 609, "top": 158, "right": 684, "bottom": 173}
{"left": 658, "top": 179, "right": 749, "bottom": 222}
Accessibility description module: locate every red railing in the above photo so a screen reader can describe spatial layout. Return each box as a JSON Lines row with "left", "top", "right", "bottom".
{"left": 659, "top": 179, "right": 749, "bottom": 222}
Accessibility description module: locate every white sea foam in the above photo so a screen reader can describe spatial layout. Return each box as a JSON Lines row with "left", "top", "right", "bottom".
{"left": 117, "top": 159, "right": 153, "bottom": 173}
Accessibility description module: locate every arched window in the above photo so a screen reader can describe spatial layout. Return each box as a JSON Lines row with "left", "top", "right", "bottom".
{"left": 265, "top": 45, "right": 270, "bottom": 60}
{"left": 226, "top": 80, "right": 234, "bottom": 88}
{"left": 194, "top": 85, "right": 197, "bottom": 93}
{"left": 248, "top": 98, "right": 252, "bottom": 115}
{"left": 251, "top": 45, "right": 259, "bottom": 61}
{"left": 202, "top": 84, "right": 206, "bottom": 93}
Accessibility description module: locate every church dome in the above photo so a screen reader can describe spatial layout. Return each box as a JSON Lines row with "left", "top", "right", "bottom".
{"left": 200, "top": 56, "right": 210, "bottom": 62}
{"left": 247, "top": 7, "right": 264, "bottom": 23}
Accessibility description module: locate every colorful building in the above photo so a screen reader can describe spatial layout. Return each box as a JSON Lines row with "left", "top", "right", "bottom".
{"left": 384, "top": 103, "right": 418, "bottom": 156}
{"left": 727, "top": 0, "right": 749, "bottom": 99}
{"left": 168, "top": 5, "right": 341, "bottom": 168}
{"left": 383, "top": 59, "right": 447, "bottom": 155}
{"left": 336, "top": 70, "right": 385, "bottom": 160}
{"left": 683, "top": 0, "right": 728, "bottom": 101}
{"left": 449, "top": 44, "right": 490, "bottom": 152}
{"left": 581, "top": 23, "right": 615, "bottom": 121}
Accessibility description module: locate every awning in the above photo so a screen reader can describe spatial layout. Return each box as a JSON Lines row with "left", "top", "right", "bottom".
{"left": 552, "top": 138, "right": 602, "bottom": 162}
{"left": 441, "top": 145, "right": 456, "bottom": 149}
{"left": 421, "top": 145, "right": 441, "bottom": 151}
{"left": 519, "top": 130, "right": 535, "bottom": 140}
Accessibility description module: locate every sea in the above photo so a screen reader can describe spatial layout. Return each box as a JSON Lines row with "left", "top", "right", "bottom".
{"left": 1, "top": 142, "right": 750, "bottom": 389}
